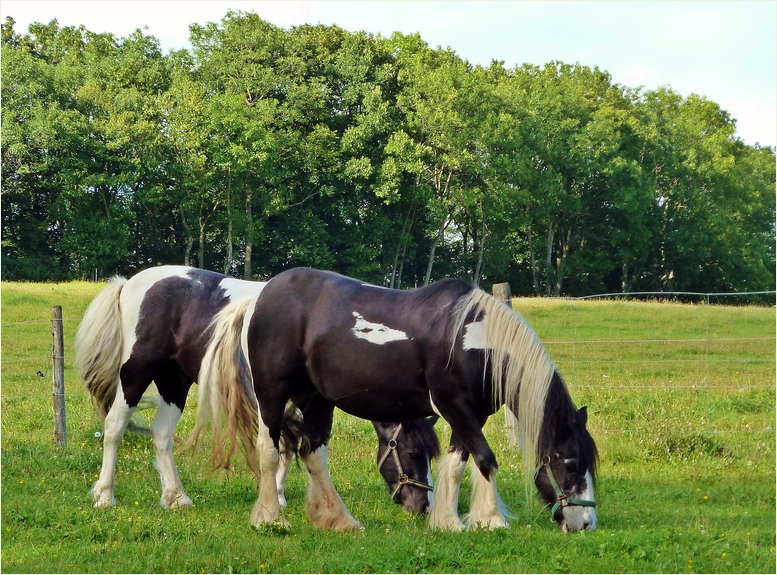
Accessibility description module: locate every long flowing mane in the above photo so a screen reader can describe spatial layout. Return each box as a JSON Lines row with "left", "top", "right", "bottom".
{"left": 450, "top": 289, "right": 556, "bottom": 487}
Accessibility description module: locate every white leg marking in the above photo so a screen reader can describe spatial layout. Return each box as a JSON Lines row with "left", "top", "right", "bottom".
{"left": 250, "top": 419, "right": 288, "bottom": 528}
{"left": 428, "top": 451, "right": 467, "bottom": 531}
{"left": 351, "top": 311, "right": 408, "bottom": 344}
{"left": 463, "top": 465, "right": 509, "bottom": 530}
{"left": 275, "top": 436, "right": 294, "bottom": 507}
{"left": 151, "top": 400, "right": 192, "bottom": 509}
{"left": 303, "top": 446, "right": 362, "bottom": 531}
{"left": 92, "top": 384, "right": 135, "bottom": 508}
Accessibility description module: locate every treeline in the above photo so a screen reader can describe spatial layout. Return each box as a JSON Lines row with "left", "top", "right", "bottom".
{"left": 2, "top": 12, "right": 775, "bottom": 295}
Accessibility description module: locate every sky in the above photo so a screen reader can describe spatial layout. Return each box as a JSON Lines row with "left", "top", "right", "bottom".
{"left": 3, "top": 1, "right": 775, "bottom": 148}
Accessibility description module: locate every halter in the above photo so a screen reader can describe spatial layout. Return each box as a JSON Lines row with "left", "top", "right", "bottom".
{"left": 377, "top": 425, "right": 434, "bottom": 499}
{"left": 534, "top": 456, "right": 596, "bottom": 522}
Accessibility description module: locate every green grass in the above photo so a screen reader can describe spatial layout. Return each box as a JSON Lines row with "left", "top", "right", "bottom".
{"left": 2, "top": 282, "right": 774, "bottom": 573}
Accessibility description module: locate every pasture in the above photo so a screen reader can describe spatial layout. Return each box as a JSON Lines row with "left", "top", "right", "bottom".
{"left": 1, "top": 280, "right": 774, "bottom": 573}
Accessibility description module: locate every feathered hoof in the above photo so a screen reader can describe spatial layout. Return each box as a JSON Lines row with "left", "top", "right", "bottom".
{"left": 310, "top": 512, "right": 363, "bottom": 531}
{"left": 250, "top": 501, "right": 289, "bottom": 529}
{"left": 463, "top": 513, "right": 510, "bottom": 530}
{"left": 427, "top": 514, "right": 465, "bottom": 531}
{"left": 161, "top": 491, "right": 193, "bottom": 510}
{"left": 306, "top": 502, "right": 362, "bottom": 531}
{"left": 91, "top": 483, "right": 116, "bottom": 508}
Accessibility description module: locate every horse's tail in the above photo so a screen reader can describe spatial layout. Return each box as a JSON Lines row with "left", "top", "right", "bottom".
{"left": 75, "top": 276, "right": 128, "bottom": 431}
{"left": 449, "top": 288, "right": 555, "bottom": 491}
{"left": 184, "top": 294, "right": 260, "bottom": 475}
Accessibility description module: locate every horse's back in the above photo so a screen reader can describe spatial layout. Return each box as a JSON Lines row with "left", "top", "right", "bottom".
{"left": 249, "top": 267, "right": 477, "bottom": 420}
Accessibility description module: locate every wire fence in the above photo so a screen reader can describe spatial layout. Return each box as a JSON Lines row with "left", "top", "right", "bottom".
{"left": 2, "top": 291, "right": 775, "bottom": 444}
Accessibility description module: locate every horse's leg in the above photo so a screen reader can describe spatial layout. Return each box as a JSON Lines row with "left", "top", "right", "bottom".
{"left": 276, "top": 406, "right": 303, "bottom": 507}
{"left": 275, "top": 436, "right": 294, "bottom": 507}
{"left": 429, "top": 396, "right": 508, "bottom": 530}
{"left": 428, "top": 446, "right": 468, "bottom": 531}
{"left": 91, "top": 383, "right": 137, "bottom": 507}
{"left": 151, "top": 364, "right": 193, "bottom": 509}
{"left": 250, "top": 405, "right": 289, "bottom": 528}
{"left": 297, "top": 395, "right": 361, "bottom": 531}
{"left": 449, "top": 412, "right": 508, "bottom": 530}
{"left": 464, "top": 459, "right": 509, "bottom": 529}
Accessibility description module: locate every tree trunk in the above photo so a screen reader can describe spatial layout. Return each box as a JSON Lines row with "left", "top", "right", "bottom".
{"left": 527, "top": 214, "right": 539, "bottom": 295}
{"left": 223, "top": 169, "right": 233, "bottom": 274}
{"left": 244, "top": 186, "right": 253, "bottom": 279}
{"left": 473, "top": 202, "right": 487, "bottom": 287}
{"left": 424, "top": 210, "right": 449, "bottom": 286}
{"left": 553, "top": 226, "right": 572, "bottom": 296}
{"left": 621, "top": 256, "right": 630, "bottom": 293}
{"left": 424, "top": 170, "right": 453, "bottom": 286}
{"left": 181, "top": 215, "right": 193, "bottom": 267}
{"left": 198, "top": 211, "right": 206, "bottom": 270}
{"left": 545, "top": 217, "right": 554, "bottom": 296}
{"left": 390, "top": 206, "right": 413, "bottom": 289}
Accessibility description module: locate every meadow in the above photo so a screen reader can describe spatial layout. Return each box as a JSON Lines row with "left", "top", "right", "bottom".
{"left": 1, "top": 281, "right": 774, "bottom": 573}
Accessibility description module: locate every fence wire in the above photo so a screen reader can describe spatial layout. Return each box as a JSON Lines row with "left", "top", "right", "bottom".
{"left": 1, "top": 292, "right": 774, "bottom": 443}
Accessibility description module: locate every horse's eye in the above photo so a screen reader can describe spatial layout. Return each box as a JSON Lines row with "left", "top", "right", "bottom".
{"left": 564, "top": 458, "right": 578, "bottom": 472}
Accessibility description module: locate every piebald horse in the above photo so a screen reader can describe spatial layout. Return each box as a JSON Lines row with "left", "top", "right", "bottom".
{"left": 75, "top": 266, "right": 438, "bottom": 513}
{"left": 195, "top": 267, "right": 598, "bottom": 532}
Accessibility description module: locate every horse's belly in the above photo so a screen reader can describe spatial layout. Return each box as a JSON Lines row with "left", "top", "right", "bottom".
{"left": 308, "top": 341, "right": 431, "bottom": 421}
{"left": 328, "top": 388, "right": 434, "bottom": 422}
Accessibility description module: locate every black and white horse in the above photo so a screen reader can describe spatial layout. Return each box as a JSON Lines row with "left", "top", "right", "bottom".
{"left": 196, "top": 267, "right": 598, "bottom": 532}
{"left": 75, "top": 266, "right": 438, "bottom": 513}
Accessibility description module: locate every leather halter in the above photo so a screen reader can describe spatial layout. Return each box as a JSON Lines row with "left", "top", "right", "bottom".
{"left": 534, "top": 455, "right": 596, "bottom": 522}
{"left": 377, "top": 425, "right": 434, "bottom": 499}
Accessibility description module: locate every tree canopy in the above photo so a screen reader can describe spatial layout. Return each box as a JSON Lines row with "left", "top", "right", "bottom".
{"left": 2, "top": 13, "right": 774, "bottom": 295}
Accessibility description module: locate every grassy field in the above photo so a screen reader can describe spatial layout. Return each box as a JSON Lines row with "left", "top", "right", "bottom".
{"left": 1, "top": 281, "right": 774, "bottom": 573}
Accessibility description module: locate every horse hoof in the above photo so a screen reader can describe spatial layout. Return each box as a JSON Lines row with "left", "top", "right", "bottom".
{"left": 336, "top": 517, "right": 363, "bottom": 532}
{"left": 250, "top": 504, "right": 289, "bottom": 529}
{"left": 467, "top": 517, "right": 510, "bottom": 530}
{"left": 162, "top": 493, "right": 193, "bottom": 510}
{"left": 92, "top": 497, "right": 116, "bottom": 508}
{"left": 428, "top": 516, "right": 465, "bottom": 531}
{"left": 91, "top": 484, "right": 116, "bottom": 508}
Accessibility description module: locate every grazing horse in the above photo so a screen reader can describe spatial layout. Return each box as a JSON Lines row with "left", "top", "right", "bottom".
{"left": 195, "top": 267, "right": 598, "bottom": 532}
{"left": 75, "top": 266, "right": 438, "bottom": 513}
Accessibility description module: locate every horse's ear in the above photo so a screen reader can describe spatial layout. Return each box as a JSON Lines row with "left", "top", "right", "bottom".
{"left": 427, "top": 415, "right": 439, "bottom": 426}
{"left": 578, "top": 406, "right": 588, "bottom": 428}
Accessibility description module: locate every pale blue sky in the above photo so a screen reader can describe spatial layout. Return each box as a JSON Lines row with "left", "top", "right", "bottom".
{"left": 3, "top": 1, "right": 775, "bottom": 148}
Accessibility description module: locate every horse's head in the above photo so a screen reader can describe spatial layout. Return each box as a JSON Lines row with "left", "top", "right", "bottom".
{"left": 534, "top": 405, "right": 598, "bottom": 532}
{"left": 373, "top": 417, "right": 440, "bottom": 514}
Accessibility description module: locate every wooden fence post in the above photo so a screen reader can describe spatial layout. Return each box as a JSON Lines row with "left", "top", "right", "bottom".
{"left": 492, "top": 282, "right": 512, "bottom": 308}
{"left": 52, "top": 305, "right": 66, "bottom": 447}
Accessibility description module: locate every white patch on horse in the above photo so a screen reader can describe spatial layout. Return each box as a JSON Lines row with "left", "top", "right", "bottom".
{"left": 462, "top": 321, "right": 490, "bottom": 350}
{"left": 220, "top": 277, "right": 266, "bottom": 302}
{"left": 351, "top": 312, "right": 408, "bottom": 345}
{"left": 361, "top": 283, "right": 390, "bottom": 289}
{"left": 120, "top": 266, "right": 193, "bottom": 357}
